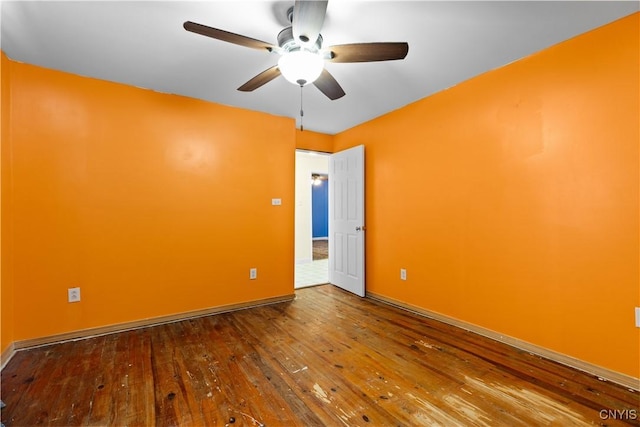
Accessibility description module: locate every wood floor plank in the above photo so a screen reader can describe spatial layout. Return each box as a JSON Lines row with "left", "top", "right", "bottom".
{"left": 2, "top": 285, "right": 638, "bottom": 426}
{"left": 362, "top": 293, "right": 640, "bottom": 411}
{"left": 85, "top": 334, "right": 117, "bottom": 426}
{"left": 0, "top": 347, "right": 48, "bottom": 414}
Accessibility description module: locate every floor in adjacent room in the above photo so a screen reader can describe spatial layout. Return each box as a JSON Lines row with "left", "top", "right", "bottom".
{"left": 295, "top": 239, "right": 329, "bottom": 289}
{"left": 295, "top": 259, "right": 329, "bottom": 289}
{"left": 1, "top": 285, "right": 638, "bottom": 426}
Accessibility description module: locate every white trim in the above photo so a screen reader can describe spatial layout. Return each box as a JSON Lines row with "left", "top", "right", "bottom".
{"left": 367, "top": 291, "right": 640, "bottom": 392}
{"left": 1, "top": 294, "right": 294, "bottom": 369}
{"left": 1, "top": 342, "right": 16, "bottom": 370}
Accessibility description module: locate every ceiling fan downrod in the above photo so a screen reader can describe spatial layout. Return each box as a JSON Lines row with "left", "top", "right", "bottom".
{"left": 299, "top": 84, "right": 305, "bottom": 132}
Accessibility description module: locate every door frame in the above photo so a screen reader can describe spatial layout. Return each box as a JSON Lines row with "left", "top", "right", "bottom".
{"left": 294, "top": 149, "right": 330, "bottom": 289}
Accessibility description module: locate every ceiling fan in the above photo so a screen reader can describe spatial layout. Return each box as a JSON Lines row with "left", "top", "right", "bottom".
{"left": 183, "top": 0, "right": 409, "bottom": 101}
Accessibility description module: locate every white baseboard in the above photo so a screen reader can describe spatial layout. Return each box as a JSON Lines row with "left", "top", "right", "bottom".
{"left": 1, "top": 342, "right": 16, "bottom": 370}
{"left": 367, "top": 292, "right": 640, "bottom": 392}
{"left": 1, "top": 294, "right": 295, "bottom": 367}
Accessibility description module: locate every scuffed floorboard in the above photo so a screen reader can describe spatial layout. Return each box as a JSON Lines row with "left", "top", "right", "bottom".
{"left": 1, "top": 285, "right": 638, "bottom": 426}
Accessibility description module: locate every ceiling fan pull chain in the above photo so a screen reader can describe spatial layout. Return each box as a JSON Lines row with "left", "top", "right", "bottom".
{"left": 300, "top": 84, "right": 304, "bottom": 132}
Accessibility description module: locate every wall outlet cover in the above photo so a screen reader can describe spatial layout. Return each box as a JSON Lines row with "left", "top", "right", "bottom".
{"left": 635, "top": 307, "right": 640, "bottom": 328}
{"left": 68, "top": 287, "right": 81, "bottom": 303}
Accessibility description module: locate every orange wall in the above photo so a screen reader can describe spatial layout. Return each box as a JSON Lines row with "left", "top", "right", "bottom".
{"left": 1, "top": 51, "right": 14, "bottom": 353}
{"left": 334, "top": 14, "right": 639, "bottom": 378}
{"left": 2, "top": 13, "right": 638, "bottom": 380}
{"left": 295, "top": 129, "right": 334, "bottom": 153}
{"left": 2, "top": 59, "right": 295, "bottom": 344}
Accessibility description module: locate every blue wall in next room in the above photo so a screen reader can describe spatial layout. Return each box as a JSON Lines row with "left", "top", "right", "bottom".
{"left": 312, "top": 179, "right": 328, "bottom": 238}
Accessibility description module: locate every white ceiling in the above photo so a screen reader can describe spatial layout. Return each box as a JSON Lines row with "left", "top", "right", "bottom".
{"left": 1, "top": 1, "right": 637, "bottom": 134}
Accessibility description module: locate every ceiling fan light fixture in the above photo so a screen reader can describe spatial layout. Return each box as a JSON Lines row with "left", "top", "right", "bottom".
{"left": 278, "top": 50, "right": 324, "bottom": 86}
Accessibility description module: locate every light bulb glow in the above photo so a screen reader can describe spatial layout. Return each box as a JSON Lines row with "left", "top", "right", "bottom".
{"left": 278, "top": 50, "right": 324, "bottom": 86}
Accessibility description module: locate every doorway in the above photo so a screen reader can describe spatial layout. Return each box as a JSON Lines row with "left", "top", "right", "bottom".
{"left": 295, "top": 150, "right": 330, "bottom": 288}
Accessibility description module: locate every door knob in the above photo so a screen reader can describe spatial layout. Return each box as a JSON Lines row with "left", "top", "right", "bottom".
{"left": 356, "top": 226, "right": 366, "bottom": 231}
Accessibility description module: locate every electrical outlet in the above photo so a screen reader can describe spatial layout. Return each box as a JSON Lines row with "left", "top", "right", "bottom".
{"left": 635, "top": 307, "right": 640, "bottom": 328}
{"left": 400, "top": 268, "right": 407, "bottom": 281}
{"left": 250, "top": 268, "right": 257, "bottom": 280}
{"left": 68, "top": 287, "right": 81, "bottom": 303}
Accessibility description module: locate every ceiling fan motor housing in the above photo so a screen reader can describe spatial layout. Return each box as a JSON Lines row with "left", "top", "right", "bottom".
{"left": 277, "top": 26, "right": 323, "bottom": 53}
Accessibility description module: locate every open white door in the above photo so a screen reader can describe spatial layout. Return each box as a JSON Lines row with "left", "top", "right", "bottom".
{"left": 329, "top": 145, "right": 365, "bottom": 297}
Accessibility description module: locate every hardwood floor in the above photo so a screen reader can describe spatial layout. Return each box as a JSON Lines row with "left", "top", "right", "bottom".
{"left": 1, "top": 285, "right": 638, "bottom": 426}
{"left": 313, "top": 239, "right": 328, "bottom": 261}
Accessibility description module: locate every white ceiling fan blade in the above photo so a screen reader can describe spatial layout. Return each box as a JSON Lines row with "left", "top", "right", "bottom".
{"left": 292, "top": 0, "right": 328, "bottom": 47}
